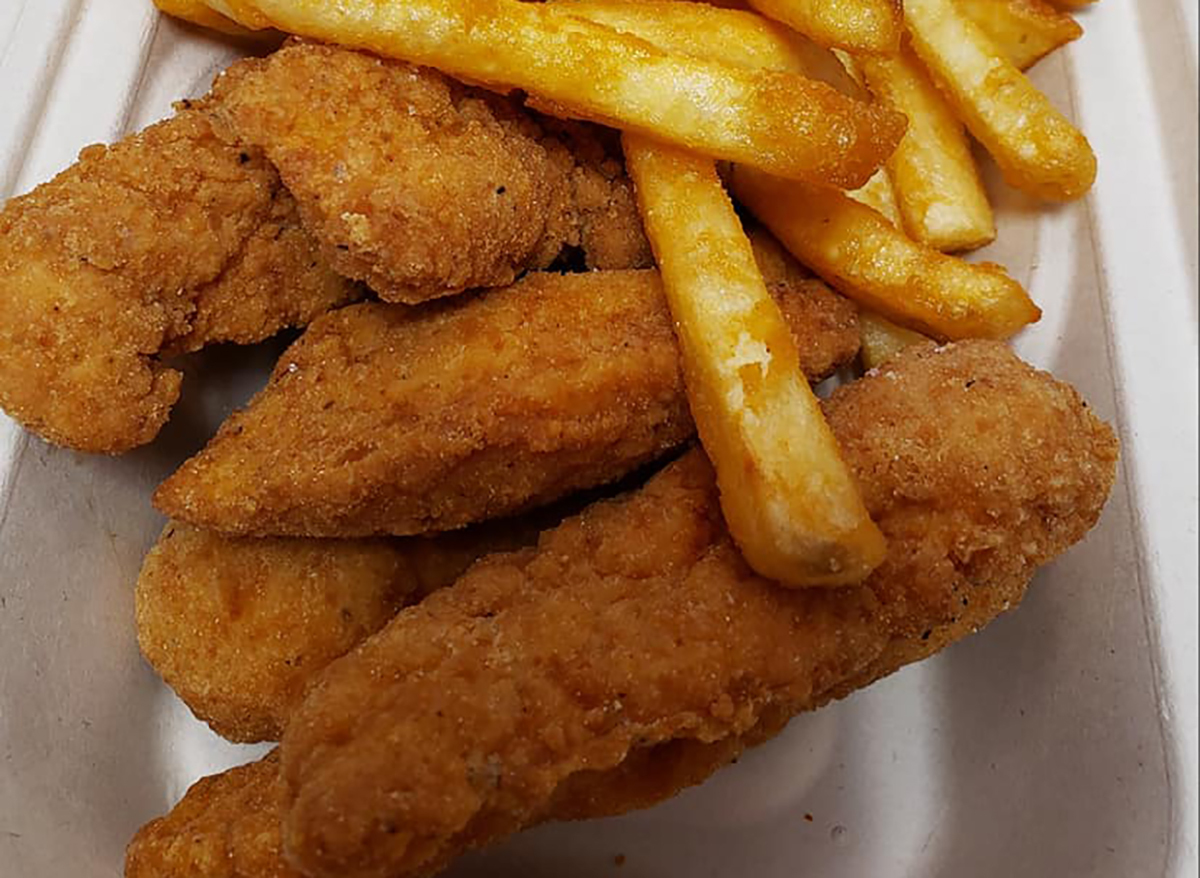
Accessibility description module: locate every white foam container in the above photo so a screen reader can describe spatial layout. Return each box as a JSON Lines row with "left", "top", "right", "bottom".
{"left": 0, "top": 2, "right": 1195, "bottom": 875}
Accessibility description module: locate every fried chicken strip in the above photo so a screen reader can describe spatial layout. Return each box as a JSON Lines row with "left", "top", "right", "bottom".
{"left": 0, "top": 98, "right": 358, "bottom": 453}
{"left": 125, "top": 341, "right": 1117, "bottom": 878}
{"left": 212, "top": 42, "right": 652, "bottom": 304}
{"left": 126, "top": 752, "right": 293, "bottom": 878}
{"left": 277, "top": 340, "right": 1117, "bottom": 878}
{"left": 135, "top": 519, "right": 543, "bottom": 743}
{"left": 154, "top": 264, "right": 859, "bottom": 537}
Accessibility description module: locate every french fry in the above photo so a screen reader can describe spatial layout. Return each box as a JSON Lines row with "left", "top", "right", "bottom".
{"left": 859, "top": 311, "right": 930, "bottom": 370}
{"left": 206, "top": 0, "right": 904, "bottom": 188}
{"left": 957, "top": 0, "right": 1083, "bottom": 70}
{"left": 904, "top": 0, "right": 1096, "bottom": 201}
{"left": 847, "top": 168, "right": 902, "bottom": 227}
{"left": 624, "top": 135, "right": 886, "bottom": 587}
{"left": 559, "top": 0, "right": 861, "bottom": 94}
{"left": 859, "top": 45, "right": 995, "bottom": 252}
{"left": 745, "top": 0, "right": 903, "bottom": 52}
{"left": 153, "top": 0, "right": 264, "bottom": 35}
{"left": 1045, "top": 0, "right": 1095, "bottom": 9}
{"left": 731, "top": 165, "right": 1041, "bottom": 340}
{"left": 203, "top": 0, "right": 274, "bottom": 30}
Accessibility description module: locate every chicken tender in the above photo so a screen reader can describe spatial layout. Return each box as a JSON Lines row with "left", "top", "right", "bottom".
{"left": 276, "top": 341, "right": 1117, "bottom": 878}
{"left": 124, "top": 341, "right": 1117, "bottom": 878}
{"left": 154, "top": 267, "right": 859, "bottom": 537}
{"left": 212, "top": 42, "right": 651, "bottom": 303}
{"left": 125, "top": 751, "right": 294, "bottom": 878}
{"left": 0, "top": 98, "right": 357, "bottom": 453}
{"left": 135, "top": 520, "right": 542, "bottom": 743}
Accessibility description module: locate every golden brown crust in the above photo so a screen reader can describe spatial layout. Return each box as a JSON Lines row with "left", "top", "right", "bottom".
{"left": 212, "top": 43, "right": 651, "bottom": 304}
{"left": 126, "top": 342, "right": 1117, "bottom": 878}
{"left": 0, "top": 100, "right": 356, "bottom": 453}
{"left": 135, "top": 519, "right": 544, "bottom": 743}
{"left": 154, "top": 268, "right": 858, "bottom": 537}
{"left": 276, "top": 341, "right": 1117, "bottom": 878}
{"left": 125, "top": 751, "right": 300, "bottom": 878}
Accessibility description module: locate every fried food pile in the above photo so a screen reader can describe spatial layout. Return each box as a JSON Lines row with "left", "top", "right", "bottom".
{"left": 0, "top": 42, "right": 651, "bottom": 453}
{"left": 126, "top": 341, "right": 1117, "bottom": 878}
{"left": 0, "top": 1, "right": 1114, "bottom": 873}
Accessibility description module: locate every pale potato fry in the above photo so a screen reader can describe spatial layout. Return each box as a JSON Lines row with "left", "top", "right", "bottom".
{"left": 550, "top": 2, "right": 899, "bottom": 235}
{"left": 859, "top": 310, "right": 930, "bottom": 370}
{"left": 624, "top": 135, "right": 886, "bottom": 587}
{"left": 153, "top": 0, "right": 263, "bottom": 34}
{"left": 859, "top": 44, "right": 995, "bottom": 252}
{"left": 204, "top": 0, "right": 905, "bottom": 188}
{"left": 847, "top": 168, "right": 902, "bottom": 227}
{"left": 904, "top": 0, "right": 1096, "bottom": 201}
{"left": 203, "top": 0, "right": 274, "bottom": 29}
{"left": 957, "top": 0, "right": 1083, "bottom": 70}
{"left": 559, "top": 0, "right": 861, "bottom": 94}
{"left": 746, "top": 0, "right": 903, "bottom": 51}
{"left": 731, "top": 165, "right": 1041, "bottom": 340}
{"left": 841, "top": 166, "right": 914, "bottom": 370}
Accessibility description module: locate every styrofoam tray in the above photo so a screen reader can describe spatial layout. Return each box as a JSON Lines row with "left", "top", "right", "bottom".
{"left": 0, "top": 2, "right": 1195, "bottom": 876}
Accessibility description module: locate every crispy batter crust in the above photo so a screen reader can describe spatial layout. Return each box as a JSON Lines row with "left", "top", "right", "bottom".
{"left": 125, "top": 752, "right": 298, "bottom": 878}
{"left": 0, "top": 99, "right": 356, "bottom": 453}
{"left": 276, "top": 341, "right": 1116, "bottom": 878}
{"left": 135, "top": 517, "right": 547, "bottom": 743}
{"left": 213, "top": 43, "right": 651, "bottom": 303}
{"left": 154, "top": 267, "right": 859, "bottom": 537}
{"left": 126, "top": 342, "right": 1117, "bottom": 878}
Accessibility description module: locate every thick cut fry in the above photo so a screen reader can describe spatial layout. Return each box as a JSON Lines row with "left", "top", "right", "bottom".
{"left": 859, "top": 311, "right": 930, "bottom": 370}
{"left": 625, "top": 136, "right": 884, "bottom": 587}
{"left": 558, "top": 0, "right": 861, "bottom": 94}
{"left": 205, "top": 0, "right": 904, "bottom": 188}
{"left": 957, "top": 0, "right": 1083, "bottom": 70}
{"left": 153, "top": 0, "right": 264, "bottom": 35}
{"left": 204, "top": 0, "right": 275, "bottom": 29}
{"left": 859, "top": 45, "right": 995, "bottom": 252}
{"left": 745, "top": 0, "right": 903, "bottom": 51}
{"left": 904, "top": 0, "right": 1096, "bottom": 200}
{"left": 732, "top": 166, "right": 1041, "bottom": 340}
{"left": 847, "top": 168, "right": 902, "bottom": 226}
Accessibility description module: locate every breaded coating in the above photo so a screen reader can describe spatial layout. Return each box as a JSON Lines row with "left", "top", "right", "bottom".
{"left": 154, "top": 267, "right": 858, "bottom": 537}
{"left": 125, "top": 751, "right": 296, "bottom": 878}
{"left": 135, "top": 520, "right": 539, "bottom": 743}
{"left": 212, "top": 43, "right": 651, "bottom": 304}
{"left": 0, "top": 99, "right": 357, "bottom": 453}
{"left": 539, "top": 118, "right": 654, "bottom": 271}
{"left": 275, "top": 341, "right": 1117, "bottom": 878}
{"left": 124, "top": 342, "right": 1117, "bottom": 878}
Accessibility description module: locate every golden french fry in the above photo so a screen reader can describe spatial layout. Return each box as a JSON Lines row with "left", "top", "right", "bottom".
{"left": 1045, "top": 0, "right": 1095, "bottom": 9}
{"left": 746, "top": 0, "right": 903, "bottom": 51}
{"left": 859, "top": 311, "right": 930, "bottom": 370}
{"left": 208, "top": 0, "right": 904, "bottom": 188}
{"left": 203, "top": 0, "right": 274, "bottom": 29}
{"left": 957, "top": 0, "right": 1083, "bottom": 70}
{"left": 847, "top": 168, "right": 902, "bottom": 227}
{"left": 859, "top": 44, "right": 995, "bottom": 252}
{"left": 731, "top": 165, "right": 1041, "bottom": 340}
{"left": 624, "top": 135, "right": 886, "bottom": 587}
{"left": 904, "top": 0, "right": 1096, "bottom": 201}
{"left": 559, "top": 0, "right": 861, "bottom": 94}
{"left": 153, "top": 0, "right": 264, "bottom": 34}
